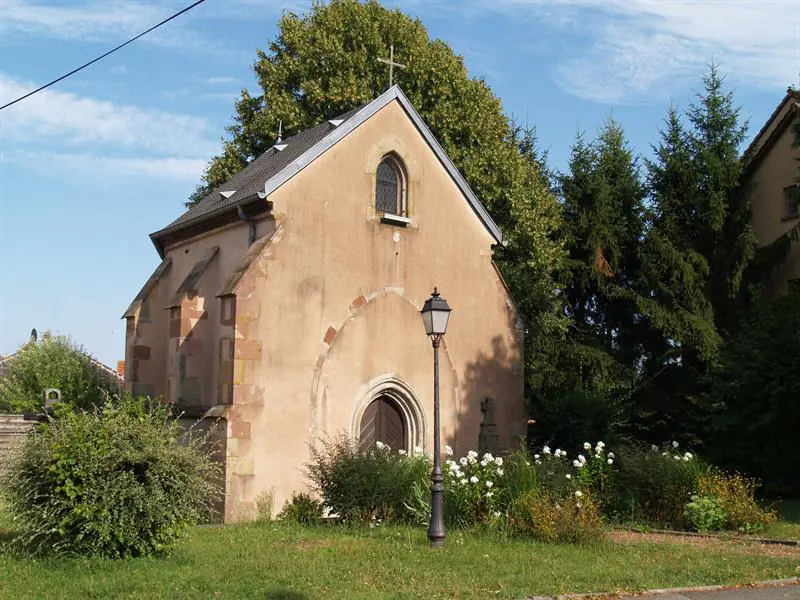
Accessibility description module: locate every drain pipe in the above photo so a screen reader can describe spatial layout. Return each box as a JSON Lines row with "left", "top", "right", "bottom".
{"left": 237, "top": 205, "right": 256, "bottom": 247}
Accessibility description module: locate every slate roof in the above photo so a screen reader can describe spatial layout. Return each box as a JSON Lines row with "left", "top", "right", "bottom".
{"left": 151, "top": 105, "right": 365, "bottom": 240}
{"left": 150, "top": 85, "right": 503, "bottom": 249}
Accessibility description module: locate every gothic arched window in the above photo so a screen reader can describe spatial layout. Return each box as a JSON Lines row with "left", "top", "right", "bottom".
{"left": 375, "top": 154, "right": 407, "bottom": 216}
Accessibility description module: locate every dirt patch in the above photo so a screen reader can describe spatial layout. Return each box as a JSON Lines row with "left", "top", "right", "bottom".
{"left": 611, "top": 530, "right": 800, "bottom": 557}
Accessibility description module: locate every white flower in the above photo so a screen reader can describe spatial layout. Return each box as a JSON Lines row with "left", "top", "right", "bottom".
{"left": 596, "top": 441, "right": 605, "bottom": 449}
{"left": 535, "top": 460, "right": 542, "bottom": 465}
{"left": 583, "top": 442, "right": 592, "bottom": 450}
{"left": 607, "top": 458, "right": 613, "bottom": 465}
{"left": 652, "top": 445, "right": 659, "bottom": 452}
{"left": 682, "top": 456, "right": 690, "bottom": 462}
{"left": 486, "top": 481, "right": 494, "bottom": 488}
{"left": 573, "top": 460, "right": 582, "bottom": 468}
{"left": 497, "top": 468, "right": 504, "bottom": 476}
{"left": 445, "top": 445, "right": 454, "bottom": 456}
{"left": 494, "top": 457, "right": 503, "bottom": 467}
{"left": 449, "top": 462, "right": 460, "bottom": 472}
{"left": 376, "top": 441, "right": 385, "bottom": 450}
{"left": 565, "top": 474, "right": 572, "bottom": 480}
{"left": 486, "top": 491, "right": 494, "bottom": 498}
{"left": 575, "top": 490, "right": 583, "bottom": 498}
{"left": 459, "top": 478, "right": 468, "bottom": 485}
{"left": 576, "top": 502, "right": 582, "bottom": 509}
{"left": 460, "top": 457, "right": 468, "bottom": 467}
{"left": 578, "top": 454, "right": 586, "bottom": 464}
{"left": 467, "top": 450, "right": 478, "bottom": 459}
{"left": 468, "top": 455, "right": 478, "bottom": 465}
{"left": 684, "top": 452, "right": 693, "bottom": 460}
{"left": 534, "top": 454, "right": 540, "bottom": 460}
{"left": 543, "top": 446, "right": 551, "bottom": 455}
{"left": 608, "top": 452, "right": 615, "bottom": 459}
{"left": 414, "top": 446, "right": 423, "bottom": 455}
{"left": 662, "top": 452, "right": 668, "bottom": 456}
{"left": 672, "top": 440, "right": 680, "bottom": 448}
{"left": 493, "top": 511, "right": 501, "bottom": 519}
{"left": 470, "top": 476, "right": 479, "bottom": 484}
{"left": 673, "top": 455, "right": 681, "bottom": 461}
{"left": 458, "top": 470, "right": 466, "bottom": 479}
{"left": 483, "top": 453, "right": 494, "bottom": 462}
{"left": 398, "top": 449, "right": 407, "bottom": 456}
{"left": 480, "top": 459, "right": 488, "bottom": 467}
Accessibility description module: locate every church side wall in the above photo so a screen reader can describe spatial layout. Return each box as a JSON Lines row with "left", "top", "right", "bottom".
{"left": 227, "top": 100, "right": 524, "bottom": 517}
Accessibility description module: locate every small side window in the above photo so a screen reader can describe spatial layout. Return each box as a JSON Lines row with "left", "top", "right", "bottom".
{"left": 375, "top": 154, "right": 407, "bottom": 217}
{"left": 784, "top": 185, "right": 800, "bottom": 218}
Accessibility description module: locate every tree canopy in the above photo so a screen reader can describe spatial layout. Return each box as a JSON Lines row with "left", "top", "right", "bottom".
{"left": 190, "top": 0, "right": 565, "bottom": 357}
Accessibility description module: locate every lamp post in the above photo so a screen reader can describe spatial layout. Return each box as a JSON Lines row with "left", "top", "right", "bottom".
{"left": 420, "top": 287, "right": 452, "bottom": 548}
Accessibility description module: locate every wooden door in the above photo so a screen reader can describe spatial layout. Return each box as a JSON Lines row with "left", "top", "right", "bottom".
{"left": 359, "top": 396, "right": 406, "bottom": 452}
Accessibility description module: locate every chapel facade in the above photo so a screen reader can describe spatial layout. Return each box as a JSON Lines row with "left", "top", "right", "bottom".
{"left": 122, "top": 86, "right": 526, "bottom": 522}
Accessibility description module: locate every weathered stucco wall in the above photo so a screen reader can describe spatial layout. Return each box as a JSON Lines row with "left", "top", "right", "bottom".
{"left": 748, "top": 105, "right": 800, "bottom": 298}
{"left": 225, "top": 99, "right": 524, "bottom": 518}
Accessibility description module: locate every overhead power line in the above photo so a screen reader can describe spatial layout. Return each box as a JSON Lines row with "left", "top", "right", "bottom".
{"left": 0, "top": 0, "right": 209, "bottom": 112}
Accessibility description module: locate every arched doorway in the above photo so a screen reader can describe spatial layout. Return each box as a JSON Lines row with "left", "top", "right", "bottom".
{"left": 359, "top": 395, "right": 407, "bottom": 452}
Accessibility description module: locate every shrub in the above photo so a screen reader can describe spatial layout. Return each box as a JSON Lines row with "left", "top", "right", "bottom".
{"left": 254, "top": 490, "right": 275, "bottom": 523}
{"left": 305, "top": 435, "right": 429, "bottom": 524}
{"left": 509, "top": 488, "right": 604, "bottom": 543}
{"left": 442, "top": 449, "right": 505, "bottom": 526}
{"left": 607, "top": 441, "right": 706, "bottom": 526}
{"left": 1, "top": 397, "right": 221, "bottom": 557}
{"left": 696, "top": 470, "right": 776, "bottom": 534}
{"left": 0, "top": 335, "right": 120, "bottom": 413}
{"left": 684, "top": 494, "right": 727, "bottom": 532}
{"left": 279, "top": 492, "right": 325, "bottom": 525}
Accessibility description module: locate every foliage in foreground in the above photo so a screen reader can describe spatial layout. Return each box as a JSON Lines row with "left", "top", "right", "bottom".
{"left": 305, "top": 435, "right": 428, "bottom": 524}
{"left": 0, "top": 335, "right": 120, "bottom": 413}
{"left": 703, "top": 289, "right": 800, "bottom": 496}
{"left": 279, "top": 492, "right": 325, "bottom": 525}
{"left": 510, "top": 488, "right": 604, "bottom": 543}
{"left": 1, "top": 397, "right": 221, "bottom": 558}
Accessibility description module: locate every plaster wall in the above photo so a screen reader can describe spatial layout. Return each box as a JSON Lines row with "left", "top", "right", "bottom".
{"left": 749, "top": 108, "right": 800, "bottom": 297}
{"left": 230, "top": 100, "right": 524, "bottom": 516}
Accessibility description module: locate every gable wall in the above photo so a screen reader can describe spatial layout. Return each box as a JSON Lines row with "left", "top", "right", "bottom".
{"left": 748, "top": 105, "right": 800, "bottom": 297}
{"left": 229, "top": 99, "right": 524, "bottom": 516}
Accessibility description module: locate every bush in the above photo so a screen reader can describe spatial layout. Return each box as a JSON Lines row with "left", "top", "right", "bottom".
{"left": 684, "top": 495, "right": 727, "bottom": 532}
{"left": 441, "top": 449, "right": 505, "bottom": 527}
{"left": 607, "top": 441, "right": 706, "bottom": 526}
{"left": 0, "top": 335, "right": 120, "bottom": 413}
{"left": 509, "top": 488, "right": 604, "bottom": 543}
{"left": 279, "top": 492, "right": 325, "bottom": 525}
{"left": 305, "top": 435, "right": 429, "bottom": 524}
{"left": 1, "top": 397, "right": 221, "bottom": 557}
{"left": 695, "top": 470, "right": 776, "bottom": 534}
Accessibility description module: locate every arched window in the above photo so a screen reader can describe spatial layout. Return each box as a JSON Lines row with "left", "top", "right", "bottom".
{"left": 375, "top": 154, "right": 407, "bottom": 216}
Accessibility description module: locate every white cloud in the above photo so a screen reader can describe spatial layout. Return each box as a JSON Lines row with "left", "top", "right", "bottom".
{"left": 5, "top": 150, "right": 207, "bottom": 181}
{"left": 0, "top": 74, "right": 217, "bottom": 155}
{"left": 469, "top": 0, "right": 798, "bottom": 103}
{"left": 0, "top": 0, "right": 238, "bottom": 56}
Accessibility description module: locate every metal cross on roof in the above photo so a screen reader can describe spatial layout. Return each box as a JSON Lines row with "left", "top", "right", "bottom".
{"left": 377, "top": 44, "right": 406, "bottom": 88}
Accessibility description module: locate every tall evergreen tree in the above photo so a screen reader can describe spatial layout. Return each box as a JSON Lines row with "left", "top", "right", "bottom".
{"left": 529, "top": 120, "right": 646, "bottom": 448}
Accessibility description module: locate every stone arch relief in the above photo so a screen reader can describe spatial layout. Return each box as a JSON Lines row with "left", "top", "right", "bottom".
{"left": 309, "top": 287, "right": 459, "bottom": 453}
{"left": 350, "top": 375, "right": 426, "bottom": 452}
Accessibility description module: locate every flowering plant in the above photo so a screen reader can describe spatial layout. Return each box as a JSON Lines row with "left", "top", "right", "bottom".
{"left": 443, "top": 448, "right": 504, "bottom": 526}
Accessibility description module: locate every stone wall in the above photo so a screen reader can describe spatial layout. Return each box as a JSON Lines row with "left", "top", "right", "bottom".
{"left": 0, "top": 414, "right": 37, "bottom": 477}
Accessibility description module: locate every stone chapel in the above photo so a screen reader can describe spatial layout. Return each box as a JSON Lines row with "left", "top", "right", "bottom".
{"left": 123, "top": 85, "right": 525, "bottom": 522}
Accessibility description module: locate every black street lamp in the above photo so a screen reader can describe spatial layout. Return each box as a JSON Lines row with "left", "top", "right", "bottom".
{"left": 420, "top": 287, "right": 452, "bottom": 548}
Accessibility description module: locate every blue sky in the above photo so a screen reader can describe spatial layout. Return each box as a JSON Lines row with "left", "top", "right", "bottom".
{"left": 1, "top": 0, "right": 798, "bottom": 366}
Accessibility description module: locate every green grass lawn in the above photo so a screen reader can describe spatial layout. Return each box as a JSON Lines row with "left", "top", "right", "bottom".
{"left": 762, "top": 499, "right": 800, "bottom": 540}
{"left": 1, "top": 521, "right": 798, "bottom": 600}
